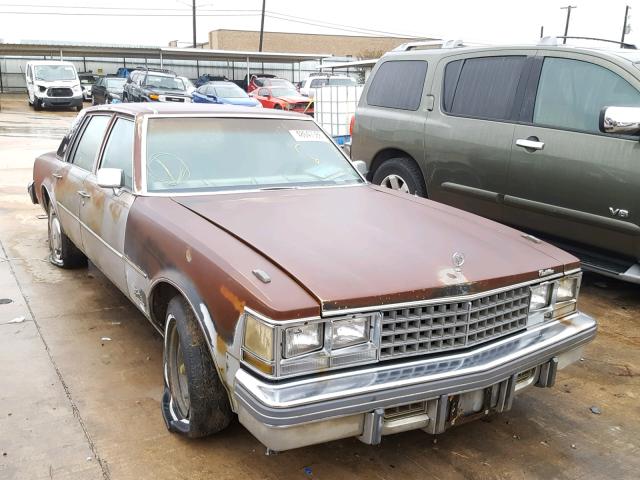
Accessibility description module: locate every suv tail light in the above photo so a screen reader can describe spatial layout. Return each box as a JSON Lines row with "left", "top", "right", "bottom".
{"left": 349, "top": 115, "right": 355, "bottom": 136}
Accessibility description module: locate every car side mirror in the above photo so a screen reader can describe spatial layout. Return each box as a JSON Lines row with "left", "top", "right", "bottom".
{"left": 97, "top": 168, "right": 123, "bottom": 189}
{"left": 600, "top": 106, "right": 640, "bottom": 136}
{"left": 352, "top": 160, "right": 368, "bottom": 177}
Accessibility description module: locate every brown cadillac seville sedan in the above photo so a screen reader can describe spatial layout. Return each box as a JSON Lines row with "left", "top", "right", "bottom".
{"left": 28, "top": 103, "right": 596, "bottom": 451}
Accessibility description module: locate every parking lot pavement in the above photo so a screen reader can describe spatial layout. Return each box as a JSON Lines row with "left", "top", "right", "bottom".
{"left": 0, "top": 94, "right": 639, "bottom": 480}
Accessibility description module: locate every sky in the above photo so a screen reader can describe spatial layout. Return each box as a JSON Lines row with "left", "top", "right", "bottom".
{"left": 0, "top": 0, "right": 638, "bottom": 50}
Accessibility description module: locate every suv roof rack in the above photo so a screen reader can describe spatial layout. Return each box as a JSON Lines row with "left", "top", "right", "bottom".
{"left": 392, "top": 39, "right": 466, "bottom": 52}
{"left": 538, "top": 36, "right": 637, "bottom": 49}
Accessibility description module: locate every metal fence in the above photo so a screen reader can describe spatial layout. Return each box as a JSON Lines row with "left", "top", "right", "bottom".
{"left": 0, "top": 55, "right": 323, "bottom": 92}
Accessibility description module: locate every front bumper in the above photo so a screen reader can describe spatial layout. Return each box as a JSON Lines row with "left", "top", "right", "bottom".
{"left": 38, "top": 94, "right": 83, "bottom": 107}
{"left": 234, "top": 312, "right": 596, "bottom": 451}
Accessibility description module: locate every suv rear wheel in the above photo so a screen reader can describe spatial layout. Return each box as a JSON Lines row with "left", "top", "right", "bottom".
{"left": 373, "top": 157, "right": 426, "bottom": 197}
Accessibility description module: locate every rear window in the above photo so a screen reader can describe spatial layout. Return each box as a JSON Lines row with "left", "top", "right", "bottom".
{"left": 367, "top": 60, "right": 428, "bottom": 110}
{"left": 443, "top": 56, "right": 526, "bottom": 121}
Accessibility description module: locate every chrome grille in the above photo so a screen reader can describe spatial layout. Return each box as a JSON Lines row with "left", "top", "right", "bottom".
{"left": 379, "top": 286, "right": 530, "bottom": 360}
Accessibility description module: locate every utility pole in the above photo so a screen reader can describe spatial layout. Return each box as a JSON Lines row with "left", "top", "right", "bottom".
{"left": 259, "top": 0, "right": 266, "bottom": 52}
{"left": 540, "top": 25, "right": 544, "bottom": 38}
{"left": 621, "top": 5, "right": 631, "bottom": 44}
{"left": 192, "top": 0, "right": 197, "bottom": 48}
{"left": 561, "top": 5, "right": 577, "bottom": 44}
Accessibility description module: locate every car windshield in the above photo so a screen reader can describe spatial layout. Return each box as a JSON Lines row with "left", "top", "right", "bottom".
{"left": 34, "top": 65, "right": 77, "bottom": 81}
{"left": 270, "top": 88, "right": 299, "bottom": 97}
{"left": 106, "top": 78, "right": 126, "bottom": 89}
{"left": 145, "top": 118, "right": 363, "bottom": 193}
{"left": 212, "top": 85, "right": 248, "bottom": 98}
{"left": 328, "top": 77, "right": 356, "bottom": 86}
{"left": 145, "top": 75, "right": 185, "bottom": 91}
{"left": 80, "top": 76, "right": 97, "bottom": 85}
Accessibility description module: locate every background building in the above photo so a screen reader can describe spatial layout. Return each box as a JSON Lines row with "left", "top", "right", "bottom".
{"left": 207, "top": 29, "right": 433, "bottom": 58}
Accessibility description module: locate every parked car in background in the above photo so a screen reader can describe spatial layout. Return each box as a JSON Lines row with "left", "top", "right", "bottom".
{"left": 91, "top": 76, "right": 127, "bottom": 105}
{"left": 194, "top": 74, "right": 228, "bottom": 87}
{"left": 123, "top": 67, "right": 191, "bottom": 103}
{"left": 247, "top": 74, "right": 290, "bottom": 92}
{"left": 192, "top": 81, "right": 262, "bottom": 107}
{"left": 78, "top": 72, "right": 98, "bottom": 101}
{"left": 300, "top": 74, "right": 357, "bottom": 97}
{"left": 25, "top": 60, "right": 83, "bottom": 111}
{"left": 250, "top": 86, "right": 313, "bottom": 114}
{"left": 28, "top": 102, "right": 596, "bottom": 451}
{"left": 352, "top": 38, "right": 640, "bottom": 284}
{"left": 179, "top": 76, "right": 196, "bottom": 95}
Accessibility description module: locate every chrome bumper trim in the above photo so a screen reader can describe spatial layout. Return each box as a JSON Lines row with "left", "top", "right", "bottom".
{"left": 234, "top": 312, "right": 596, "bottom": 427}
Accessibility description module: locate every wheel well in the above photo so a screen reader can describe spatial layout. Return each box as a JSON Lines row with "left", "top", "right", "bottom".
{"left": 149, "top": 282, "right": 183, "bottom": 333}
{"left": 368, "top": 149, "right": 427, "bottom": 193}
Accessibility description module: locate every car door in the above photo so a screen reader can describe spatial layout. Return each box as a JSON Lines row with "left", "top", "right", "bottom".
{"left": 25, "top": 65, "right": 35, "bottom": 103}
{"left": 79, "top": 115, "right": 136, "bottom": 293}
{"left": 424, "top": 51, "right": 533, "bottom": 221}
{"left": 505, "top": 52, "right": 640, "bottom": 264}
{"left": 55, "top": 114, "right": 112, "bottom": 249}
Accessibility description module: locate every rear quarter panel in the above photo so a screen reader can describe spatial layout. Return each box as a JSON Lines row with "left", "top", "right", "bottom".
{"left": 33, "top": 151, "right": 63, "bottom": 209}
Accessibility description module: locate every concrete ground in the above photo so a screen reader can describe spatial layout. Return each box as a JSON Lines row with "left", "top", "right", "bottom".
{"left": 0, "top": 93, "right": 638, "bottom": 480}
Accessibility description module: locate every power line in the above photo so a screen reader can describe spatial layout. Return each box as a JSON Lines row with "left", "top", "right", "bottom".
{"left": 266, "top": 11, "right": 422, "bottom": 38}
{"left": 0, "top": 4, "right": 423, "bottom": 38}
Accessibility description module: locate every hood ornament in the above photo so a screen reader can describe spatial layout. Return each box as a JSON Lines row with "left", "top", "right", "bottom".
{"left": 452, "top": 252, "right": 465, "bottom": 272}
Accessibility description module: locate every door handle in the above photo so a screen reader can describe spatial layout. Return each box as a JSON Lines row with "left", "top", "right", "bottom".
{"left": 52, "top": 172, "right": 63, "bottom": 179}
{"left": 516, "top": 138, "right": 545, "bottom": 151}
{"left": 77, "top": 190, "right": 91, "bottom": 198}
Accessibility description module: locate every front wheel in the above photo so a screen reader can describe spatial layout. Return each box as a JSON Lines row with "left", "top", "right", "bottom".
{"left": 372, "top": 157, "right": 427, "bottom": 197}
{"left": 273, "top": 104, "right": 282, "bottom": 110}
{"left": 76, "top": 103, "right": 83, "bottom": 112}
{"left": 47, "top": 204, "right": 87, "bottom": 268}
{"left": 162, "top": 296, "right": 232, "bottom": 438}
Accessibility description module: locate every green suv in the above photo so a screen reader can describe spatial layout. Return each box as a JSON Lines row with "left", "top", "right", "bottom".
{"left": 351, "top": 38, "right": 640, "bottom": 283}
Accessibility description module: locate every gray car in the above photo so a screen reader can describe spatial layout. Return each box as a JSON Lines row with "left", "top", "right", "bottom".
{"left": 351, "top": 38, "right": 640, "bottom": 284}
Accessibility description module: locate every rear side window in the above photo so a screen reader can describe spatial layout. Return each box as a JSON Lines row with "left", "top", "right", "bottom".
{"left": 70, "top": 115, "right": 111, "bottom": 171}
{"left": 534, "top": 57, "right": 640, "bottom": 134}
{"left": 367, "top": 60, "right": 428, "bottom": 110}
{"left": 443, "top": 56, "right": 526, "bottom": 121}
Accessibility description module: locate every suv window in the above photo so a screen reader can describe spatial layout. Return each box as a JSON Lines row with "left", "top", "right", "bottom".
{"left": 100, "top": 118, "right": 134, "bottom": 189}
{"left": 367, "top": 60, "right": 427, "bottom": 111}
{"left": 443, "top": 56, "right": 526, "bottom": 121}
{"left": 533, "top": 57, "right": 640, "bottom": 134}
{"left": 71, "top": 115, "right": 111, "bottom": 171}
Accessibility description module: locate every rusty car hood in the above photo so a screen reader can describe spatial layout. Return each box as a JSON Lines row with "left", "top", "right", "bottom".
{"left": 173, "top": 185, "right": 578, "bottom": 314}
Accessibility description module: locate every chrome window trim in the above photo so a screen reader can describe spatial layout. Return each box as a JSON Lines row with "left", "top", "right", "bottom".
{"left": 138, "top": 113, "right": 365, "bottom": 196}
{"left": 320, "top": 269, "right": 580, "bottom": 317}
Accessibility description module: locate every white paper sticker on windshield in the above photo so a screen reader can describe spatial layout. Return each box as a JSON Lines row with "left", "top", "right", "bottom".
{"left": 289, "top": 129, "right": 328, "bottom": 142}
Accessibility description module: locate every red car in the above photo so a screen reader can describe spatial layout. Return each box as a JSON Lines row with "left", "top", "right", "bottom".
{"left": 250, "top": 86, "right": 314, "bottom": 115}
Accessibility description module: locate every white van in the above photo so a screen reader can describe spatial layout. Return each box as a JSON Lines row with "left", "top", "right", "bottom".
{"left": 25, "top": 61, "right": 83, "bottom": 111}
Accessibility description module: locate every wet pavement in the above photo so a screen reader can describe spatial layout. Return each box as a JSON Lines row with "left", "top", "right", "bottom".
{"left": 0, "top": 93, "right": 639, "bottom": 479}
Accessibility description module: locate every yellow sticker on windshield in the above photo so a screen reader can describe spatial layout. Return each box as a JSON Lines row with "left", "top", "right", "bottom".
{"left": 289, "top": 129, "right": 328, "bottom": 142}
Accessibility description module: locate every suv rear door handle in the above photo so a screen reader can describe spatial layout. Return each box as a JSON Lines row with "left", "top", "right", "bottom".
{"left": 77, "top": 190, "right": 91, "bottom": 198}
{"left": 516, "top": 138, "right": 545, "bottom": 151}
{"left": 52, "top": 172, "right": 63, "bottom": 179}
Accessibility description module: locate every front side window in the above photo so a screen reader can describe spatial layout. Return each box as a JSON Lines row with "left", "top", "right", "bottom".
{"left": 100, "top": 118, "right": 134, "bottom": 189}
{"left": 443, "top": 56, "right": 526, "bottom": 121}
{"left": 145, "top": 118, "right": 363, "bottom": 193}
{"left": 533, "top": 57, "right": 640, "bottom": 134}
{"left": 71, "top": 115, "right": 111, "bottom": 171}
{"left": 367, "top": 60, "right": 428, "bottom": 111}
